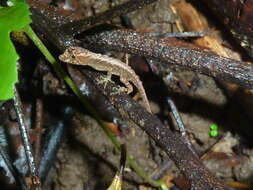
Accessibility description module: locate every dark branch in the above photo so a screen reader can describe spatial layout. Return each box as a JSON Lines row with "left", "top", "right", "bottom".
{"left": 107, "top": 94, "right": 233, "bottom": 190}
{"left": 60, "top": 0, "right": 158, "bottom": 36}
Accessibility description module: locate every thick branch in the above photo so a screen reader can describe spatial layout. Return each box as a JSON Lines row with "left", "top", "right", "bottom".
{"left": 67, "top": 66, "right": 127, "bottom": 125}
{"left": 81, "top": 29, "right": 253, "bottom": 90}
{"left": 108, "top": 94, "right": 233, "bottom": 190}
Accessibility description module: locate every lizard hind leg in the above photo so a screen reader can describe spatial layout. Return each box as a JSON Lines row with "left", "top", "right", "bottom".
{"left": 120, "top": 78, "right": 133, "bottom": 94}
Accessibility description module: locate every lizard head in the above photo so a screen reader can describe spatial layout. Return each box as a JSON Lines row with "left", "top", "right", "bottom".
{"left": 59, "top": 46, "right": 89, "bottom": 64}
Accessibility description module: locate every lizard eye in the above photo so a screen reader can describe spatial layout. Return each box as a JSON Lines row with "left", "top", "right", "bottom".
{"left": 71, "top": 55, "right": 75, "bottom": 59}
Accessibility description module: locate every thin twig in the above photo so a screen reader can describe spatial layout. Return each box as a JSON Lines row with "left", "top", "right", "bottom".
{"left": 167, "top": 98, "right": 187, "bottom": 137}
{"left": 146, "top": 30, "right": 211, "bottom": 38}
{"left": 166, "top": 97, "right": 197, "bottom": 155}
{"left": 13, "top": 85, "right": 41, "bottom": 190}
{"left": 34, "top": 98, "right": 43, "bottom": 168}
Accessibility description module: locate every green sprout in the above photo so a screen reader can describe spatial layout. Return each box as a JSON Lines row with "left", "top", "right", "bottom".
{"left": 209, "top": 124, "right": 218, "bottom": 137}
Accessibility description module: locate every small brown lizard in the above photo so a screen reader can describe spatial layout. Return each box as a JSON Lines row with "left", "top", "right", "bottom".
{"left": 59, "top": 46, "right": 151, "bottom": 113}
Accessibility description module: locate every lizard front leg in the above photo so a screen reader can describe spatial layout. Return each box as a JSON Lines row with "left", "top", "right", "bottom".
{"left": 97, "top": 71, "right": 114, "bottom": 89}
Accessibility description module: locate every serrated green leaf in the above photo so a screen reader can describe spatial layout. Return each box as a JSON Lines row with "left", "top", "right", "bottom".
{"left": 0, "top": 2, "right": 31, "bottom": 100}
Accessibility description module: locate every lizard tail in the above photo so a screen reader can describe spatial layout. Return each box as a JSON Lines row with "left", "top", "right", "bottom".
{"left": 144, "top": 96, "right": 152, "bottom": 113}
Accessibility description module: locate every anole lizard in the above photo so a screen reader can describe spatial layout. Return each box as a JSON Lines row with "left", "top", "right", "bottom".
{"left": 59, "top": 47, "right": 151, "bottom": 113}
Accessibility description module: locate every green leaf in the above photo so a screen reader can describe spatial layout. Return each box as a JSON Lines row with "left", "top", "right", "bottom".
{"left": 0, "top": 2, "right": 31, "bottom": 100}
